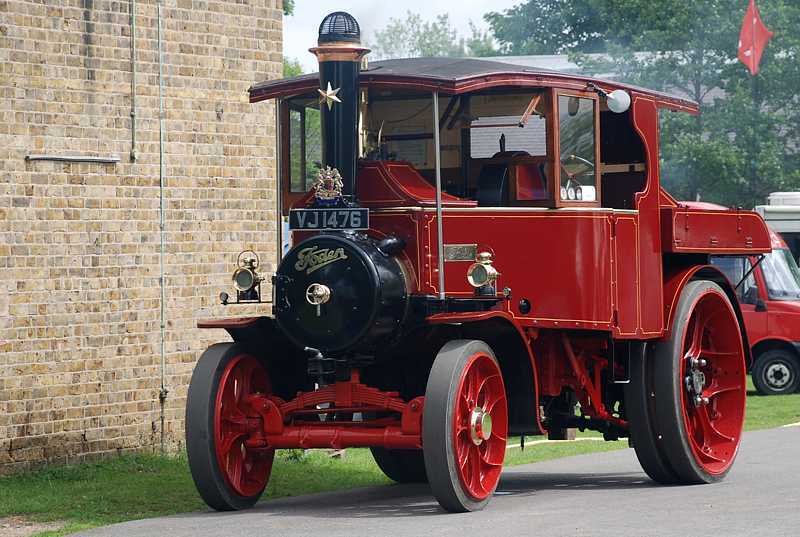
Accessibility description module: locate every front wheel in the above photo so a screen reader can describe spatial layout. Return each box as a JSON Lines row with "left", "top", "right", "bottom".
{"left": 423, "top": 340, "right": 508, "bottom": 512}
{"left": 752, "top": 349, "right": 800, "bottom": 395}
{"left": 186, "top": 343, "right": 275, "bottom": 511}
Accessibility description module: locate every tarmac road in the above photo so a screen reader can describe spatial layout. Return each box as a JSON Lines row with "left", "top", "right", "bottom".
{"left": 77, "top": 426, "right": 800, "bottom": 537}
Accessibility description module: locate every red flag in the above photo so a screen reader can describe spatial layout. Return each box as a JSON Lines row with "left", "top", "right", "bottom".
{"left": 738, "top": 0, "right": 773, "bottom": 75}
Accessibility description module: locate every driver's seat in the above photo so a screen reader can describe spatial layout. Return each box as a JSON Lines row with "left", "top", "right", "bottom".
{"left": 476, "top": 163, "right": 511, "bottom": 206}
{"left": 476, "top": 151, "right": 530, "bottom": 207}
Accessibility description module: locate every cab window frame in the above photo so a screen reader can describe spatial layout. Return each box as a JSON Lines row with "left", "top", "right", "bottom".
{"left": 280, "top": 96, "right": 323, "bottom": 215}
{"left": 554, "top": 89, "right": 602, "bottom": 208}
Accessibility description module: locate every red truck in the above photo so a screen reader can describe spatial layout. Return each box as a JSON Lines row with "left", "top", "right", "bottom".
{"left": 184, "top": 11, "right": 772, "bottom": 513}
{"left": 712, "top": 226, "right": 800, "bottom": 395}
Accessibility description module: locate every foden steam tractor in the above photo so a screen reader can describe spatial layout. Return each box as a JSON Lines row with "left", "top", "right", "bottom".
{"left": 186, "top": 12, "right": 771, "bottom": 512}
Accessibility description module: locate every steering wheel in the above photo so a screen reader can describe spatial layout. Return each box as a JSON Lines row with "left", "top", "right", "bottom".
{"left": 561, "top": 154, "right": 595, "bottom": 176}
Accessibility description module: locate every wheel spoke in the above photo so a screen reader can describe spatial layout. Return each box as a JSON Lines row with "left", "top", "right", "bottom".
{"left": 484, "top": 391, "right": 506, "bottom": 415}
{"left": 686, "top": 313, "right": 706, "bottom": 358}
{"left": 459, "top": 390, "right": 470, "bottom": 412}
{"left": 703, "top": 383, "right": 742, "bottom": 401}
{"left": 458, "top": 444, "right": 470, "bottom": 473}
{"left": 481, "top": 437, "right": 505, "bottom": 466}
{"left": 687, "top": 426, "right": 727, "bottom": 464}
{"left": 700, "top": 350, "right": 739, "bottom": 362}
{"left": 469, "top": 446, "right": 485, "bottom": 496}
{"left": 694, "top": 403, "right": 735, "bottom": 444}
{"left": 236, "top": 361, "right": 256, "bottom": 405}
{"left": 476, "top": 373, "right": 501, "bottom": 405}
{"left": 218, "top": 431, "right": 245, "bottom": 457}
{"left": 227, "top": 449, "right": 244, "bottom": 490}
{"left": 468, "top": 367, "right": 480, "bottom": 405}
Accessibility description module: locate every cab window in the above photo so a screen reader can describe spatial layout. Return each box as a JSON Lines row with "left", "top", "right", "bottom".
{"left": 287, "top": 98, "right": 322, "bottom": 193}
{"left": 558, "top": 95, "right": 598, "bottom": 203}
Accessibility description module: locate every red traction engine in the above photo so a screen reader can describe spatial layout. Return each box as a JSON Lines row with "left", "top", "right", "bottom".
{"left": 186, "top": 12, "right": 772, "bottom": 512}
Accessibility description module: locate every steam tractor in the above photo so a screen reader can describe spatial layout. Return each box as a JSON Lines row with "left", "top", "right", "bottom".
{"left": 186, "top": 12, "right": 772, "bottom": 512}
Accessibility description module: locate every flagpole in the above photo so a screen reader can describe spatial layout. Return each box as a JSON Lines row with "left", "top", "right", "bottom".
{"left": 751, "top": 0, "right": 757, "bottom": 73}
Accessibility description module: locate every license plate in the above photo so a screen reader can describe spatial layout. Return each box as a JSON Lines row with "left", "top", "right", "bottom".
{"left": 289, "top": 208, "right": 369, "bottom": 231}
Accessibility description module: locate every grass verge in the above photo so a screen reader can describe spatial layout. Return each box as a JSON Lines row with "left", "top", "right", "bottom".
{"left": 2, "top": 379, "right": 798, "bottom": 536}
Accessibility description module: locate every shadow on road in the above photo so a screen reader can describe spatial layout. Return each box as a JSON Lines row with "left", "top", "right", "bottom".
{"left": 188, "top": 470, "right": 655, "bottom": 521}
{"left": 498, "top": 470, "right": 654, "bottom": 496}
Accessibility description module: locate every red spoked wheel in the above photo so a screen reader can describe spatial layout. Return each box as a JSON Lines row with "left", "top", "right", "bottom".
{"left": 186, "top": 343, "right": 275, "bottom": 510}
{"left": 629, "top": 280, "right": 746, "bottom": 484}
{"left": 423, "top": 340, "right": 508, "bottom": 512}
{"left": 675, "top": 284, "right": 745, "bottom": 477}
{"left": 214, "top": 354, "right": 274, "bottom": 497}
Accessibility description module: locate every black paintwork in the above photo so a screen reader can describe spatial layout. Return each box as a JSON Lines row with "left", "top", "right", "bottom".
{"left": 273, "top": 233, "right": 408, "bottom": 354}
{"left": 319, "top": 60, "right": 361, "bottom": 203}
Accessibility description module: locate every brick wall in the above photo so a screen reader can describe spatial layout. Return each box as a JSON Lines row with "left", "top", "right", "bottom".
{"left": 0, "top": 0, "right": 282, "bottom": 472}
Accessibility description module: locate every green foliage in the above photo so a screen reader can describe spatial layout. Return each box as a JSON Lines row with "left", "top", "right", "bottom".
{"left": 486, "top": 0, "right": 800, "bottom": 207}
{"left": 367, "top": 11, "right": 497, "bottom": 60}
{"left": 283, "top": 57, "right": 304, "bottom": 78}
{"left": 283, "top": 0, "right": 294, "bottom": 16}
{"left": 485, "top": 0, "right": 621, "bottom": 55}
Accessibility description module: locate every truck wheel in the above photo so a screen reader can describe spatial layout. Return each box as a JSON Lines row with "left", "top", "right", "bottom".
{"left": 370, "top": 448, "right": 428, "bottom": 483}
{"left": 652, "top": 281, "right": 746, "bottom": 484}
{"left": 624, "top": 342, "right": 679, "bottom": 484}
{"left": 752, "top": 349, "right": 800, "bottom": 395}
{"left": 186, "top": 343, "right": 275, "bottom": 511}
{"left": 423, "top": 340, "right": 508, "bottom": 512}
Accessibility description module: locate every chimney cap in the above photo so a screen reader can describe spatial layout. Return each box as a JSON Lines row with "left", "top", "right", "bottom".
{"left": 318, "top": 11, "right": 361, "bottom": 44}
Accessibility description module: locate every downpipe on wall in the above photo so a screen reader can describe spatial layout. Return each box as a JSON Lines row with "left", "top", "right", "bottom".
{"left": 129, "top": 0, "right": 137, "bottom": 161}
{"left": 156, "top": 0, "right": 168, "bottom": 454}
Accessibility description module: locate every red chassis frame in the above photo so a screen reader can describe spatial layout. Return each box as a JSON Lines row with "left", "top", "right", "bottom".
{"left": 238, "top": 370, "right": 423, "bottom": 451}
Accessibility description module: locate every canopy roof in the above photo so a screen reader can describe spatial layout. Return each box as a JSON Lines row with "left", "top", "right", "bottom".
{"left": 249, "top": 57, "right": 698, "bottom": 113}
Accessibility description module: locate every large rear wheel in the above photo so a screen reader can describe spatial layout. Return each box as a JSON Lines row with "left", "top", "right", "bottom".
{"left": 628, "top": 281, "right": 746, "bottom": 484}
{"left": 186, "top": 343, "right": 275, "bottom": 510}
{"left": 624, "top": 342, "right": 679, "bottom": 484}
{"left": 370, "top": 448, "right": 428, "bottom": 483}
{"left": 423, "top": 340, "right": 508, "bottom": 512}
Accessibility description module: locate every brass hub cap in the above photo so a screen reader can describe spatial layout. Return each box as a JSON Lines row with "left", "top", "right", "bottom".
{"left": 469, "top": 407, "right": 493, "bottom": 446}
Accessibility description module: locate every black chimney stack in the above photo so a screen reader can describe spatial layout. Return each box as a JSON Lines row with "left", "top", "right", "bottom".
{"left": 311, "top": 12, "right": 369, "bottom": 206}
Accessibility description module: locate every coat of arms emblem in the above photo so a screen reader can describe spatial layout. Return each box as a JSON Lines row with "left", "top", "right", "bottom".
{"left": 312, "top": 166, "right": 345, "bottom": 206}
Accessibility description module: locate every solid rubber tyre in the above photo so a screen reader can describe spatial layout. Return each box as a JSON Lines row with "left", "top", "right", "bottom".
{"left": 652, "top": 281, "right": 746, "bottom": 484}
{"left": 751, "top": 349, "right": 800, "bottom": 395}
{"left": 624, "top": 342, "right": 680, "bottom": 484}
{"left": 423, "top": 340, "right": 508, "bottom": 513}
{"left": 370, "top": 448, "right": 428, "bottom": 483}
{"left": 186, "top": 342, "right": 274, "bottom": 511}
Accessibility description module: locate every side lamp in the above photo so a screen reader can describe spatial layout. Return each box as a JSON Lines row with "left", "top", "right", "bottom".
{"left": 220, "top": 250, "right": 264, "bottom": 305}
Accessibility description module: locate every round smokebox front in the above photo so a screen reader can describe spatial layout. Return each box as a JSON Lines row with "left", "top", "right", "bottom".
{"left": 275, "top": 234, "right": 383, "bottom": 353}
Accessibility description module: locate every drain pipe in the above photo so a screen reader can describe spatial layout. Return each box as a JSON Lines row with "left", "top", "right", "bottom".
{"left": 129, "top": 0, "right": 137, "bottom": 161}
{"left": 156, "top": 0, "right": 168, "bottom": 454}
{"left": 275, "top": 98, "right": 283, "bottom": 262}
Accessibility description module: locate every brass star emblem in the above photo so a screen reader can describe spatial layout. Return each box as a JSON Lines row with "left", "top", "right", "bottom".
{"left": 317, "top": 82, "right": 342, "bottom": 110}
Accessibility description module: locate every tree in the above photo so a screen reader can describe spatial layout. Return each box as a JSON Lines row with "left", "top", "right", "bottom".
{"left": 484, "top": 0, "right": 622, "bottom": 55}
{"left": 283, "top": 57, "right": 303, "bottom": 78}
{"left": 485, "top": 0, "right": 800, "bottom": 208}
{"left": 367, "top": 12, "right": 496, "bottom": 60}
{"left": 283, "top": 0, "right": 294, "bottom": 16}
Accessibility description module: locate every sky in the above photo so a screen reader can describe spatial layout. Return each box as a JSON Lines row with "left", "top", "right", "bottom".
{"left": 283, "top": 0, "right": 523, "bottom": 72}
